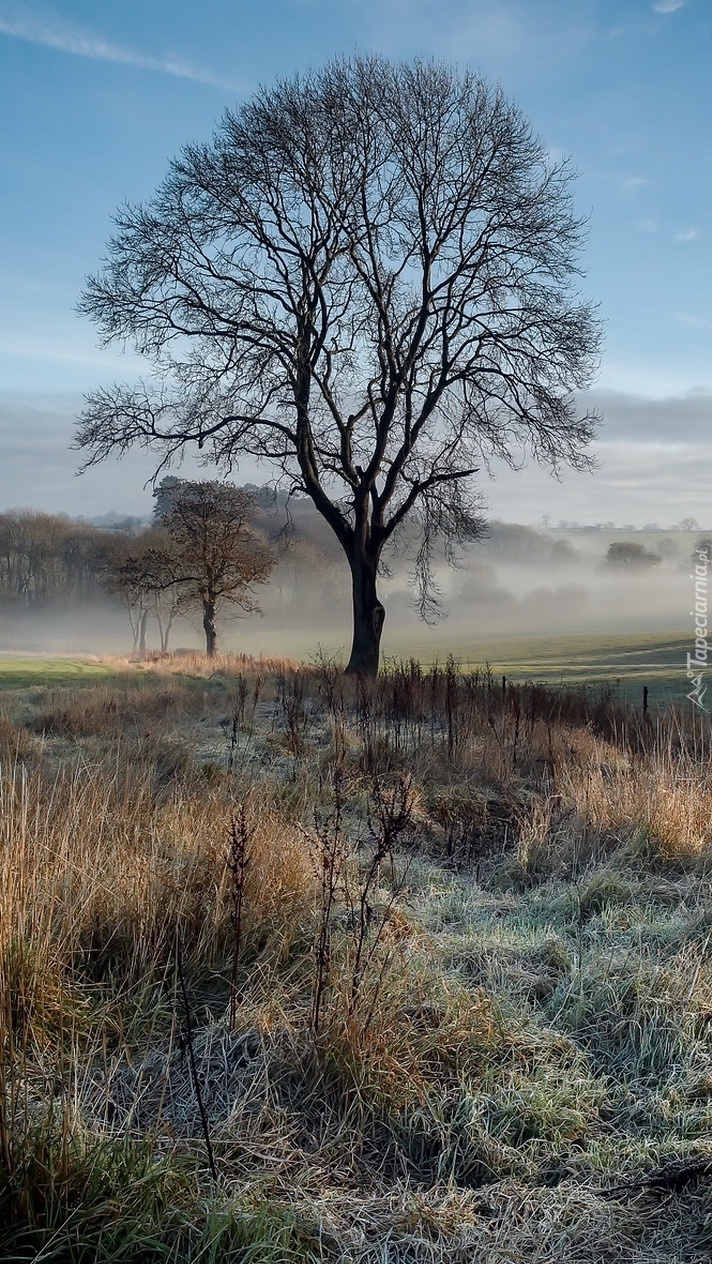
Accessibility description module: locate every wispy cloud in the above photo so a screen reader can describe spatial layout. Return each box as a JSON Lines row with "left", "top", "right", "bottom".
{"left": 675, "top": 312, "right": 712, "bottom": 332}
{"left": 622, "top": 176, "right": 651, "bottom": 189}
{"left": 653, "top": 0, "right": 685, "bottom": 12}
{"left": 635, "top": 218, "right": 658, "bottom": 232}
{"left": 0, "top": 325, "right": 146, "bottom": 372}
{"left": 676, "top": 227, "right": 699, "bottom": 242}
{"left": 0, "top": 12, "right": 239, "bottom": 90}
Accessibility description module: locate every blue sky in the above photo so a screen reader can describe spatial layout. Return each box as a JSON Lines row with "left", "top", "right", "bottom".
{"left": 0, "top": 0, "right": 709, "bottom": 522}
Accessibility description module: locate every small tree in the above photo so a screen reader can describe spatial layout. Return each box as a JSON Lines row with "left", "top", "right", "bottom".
{"left": 77, "top": 56, "right": 601, "bottom": 675}
{"left": 656, "top": 537, "right": 679, "bottom": 562}
{"left": 100, "top": 484, "right": 273, "bottom": 655}
{"left": 130, "top": 532, "right": 185, "bottom": 653}
{"left": 158, "top": 481, "right": 274, "bottom": 656}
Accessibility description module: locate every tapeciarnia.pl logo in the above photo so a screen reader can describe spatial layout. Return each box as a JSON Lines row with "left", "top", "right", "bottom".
{"left": 687, "top": 545, "right": 709, "bottom": 711}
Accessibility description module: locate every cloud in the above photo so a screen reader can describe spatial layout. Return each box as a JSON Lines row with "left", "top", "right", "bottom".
{"left": 675, "top": 227, "right": 699, "bottom": 242}
{"left": 653, "top": 0, "right": 685, "bottom": 11}
{"left": 1, "top": 386, "right": 710, "bottom": 529}
{"left": 486, "top": 388, "right": 712, "bottom": 527}
{"left": 0, "top": 12, "right": 239, "bottom": 89}
{"left": 487, "top": 436, "right": 711, "bottom": 529}
{"left": 581, "top": 387, "right": 712, "bottom": 445}
{"left": 622, "top": 176, "right": 651, "bottom": 189}
{"left": 0, "top": 392, "right": 209, "bottom": 516}
{"left": 675, "top": 313, "right": 712, "bottom": 333}
{"left": 635, "top": 218, "right": 658, "bottom": 233}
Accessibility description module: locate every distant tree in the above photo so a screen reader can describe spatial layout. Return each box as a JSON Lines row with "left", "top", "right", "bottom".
{"left": 158, "top": 481, "right": 274, "bottom": 656}
{"left": 151, "top": 476, "right": 184, "bottom": 523}
{"left": 483, "top": 523, "right": 577, "bottom": 566}
{"left": 656, "top": 537, "right": 679, "bottom": 562}
{"left": 604, "top": 541, "right": 660, "bottom": 570}
{"left": 679, "top": 517, "right": 701, "bottom": 533}
{"left": 551, "top": 538, "right": 577, "bottom": 565}
{"left": 458, "top": 561, "right": 512, "bottom": 607}
{"left": 86, "top": 511, "right": 146, "bottom": 531}
{"left": 240, "top": 483, "right": 295, "bottom": 513}
{"left": 101, "top": 485, "right": 274, "bottom": 655}
{"left": 272, "top": 534, "right": 344, "bottom": 611}
{"left": 76, "top": 55, "right": 601, "bottom": 675}
{"left": 0, "top": 511, "right": 112, "bottom": 609}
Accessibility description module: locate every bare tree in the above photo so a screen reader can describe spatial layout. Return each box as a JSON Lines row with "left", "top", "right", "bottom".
{"left": 77, "top": 55, "right": 601, "bottom": 675}
{"left": 157, "top": 481, "right": 274, "bottom": 656}
{"left": 0, "top": 511, "right": 113, "bottom": 611}
{"left": 101, "top": 484, "right": 273, "bottom": 656}
{"left": 101, "top": 529, "right": 170, "bottom": 652}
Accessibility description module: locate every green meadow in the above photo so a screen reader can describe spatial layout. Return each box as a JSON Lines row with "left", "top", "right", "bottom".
{"left": 0, "top": 656, "right": 114, "bottom": 690}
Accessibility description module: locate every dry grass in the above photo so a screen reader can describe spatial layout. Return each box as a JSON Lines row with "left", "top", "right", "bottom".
{"left": 1, "top": 655, "right": 712, "bottom": 1260}
{"left": 108, "top": 649, "right": 305, "bottom": 679}
{"left": 0, "top": 760, "right": 314, "bottom": 994}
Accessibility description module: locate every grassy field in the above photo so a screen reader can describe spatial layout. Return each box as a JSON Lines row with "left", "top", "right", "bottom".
{"left": 1, "top": 653, "right": 712, "bottom": 1261}
{"left": 0, "top": 629, "right": 692, "bottom": 721}
{"left": 385, "top": 628, "right": 691, "bottom": 695}
{"left": 0, "top": 655, "right": 114, "bottom": 689}
{"left": 116, "top": 628, "right": 690, "bottom": 703}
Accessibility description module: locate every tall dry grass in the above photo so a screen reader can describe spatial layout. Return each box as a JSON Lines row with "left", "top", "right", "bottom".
{"left": 1, "top": 656, "right": 712, "bottom": 1260}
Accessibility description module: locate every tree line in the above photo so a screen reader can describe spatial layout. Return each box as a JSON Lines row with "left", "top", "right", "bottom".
{"left": 0, "top": 512, "right": 112, "bottom": 608}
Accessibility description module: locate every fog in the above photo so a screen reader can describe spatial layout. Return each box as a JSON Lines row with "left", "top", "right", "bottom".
{"left": 0, "top": 522, "right": 696, "bottom": 665}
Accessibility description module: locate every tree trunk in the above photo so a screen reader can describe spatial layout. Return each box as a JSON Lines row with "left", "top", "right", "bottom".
{"left": 138, "top": 608, "right": 148, "bottom": 654}
{"left": 128, "top": 597, "right": 139, "bottom": 651}
{"left": 344, "top": 554, "right": 385, "bottom": 676}
{"left": 162, "top": 613, "right": 174, "bottom": 654}
{"left": 155, "top": 600, "right": 165, "bottom": 653}
{"left": 202, "top": 596, "right": 217, "bottom": 657}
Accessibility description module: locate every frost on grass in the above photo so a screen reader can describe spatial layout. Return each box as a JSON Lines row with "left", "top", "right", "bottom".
{"left": 2, "top": 657, "right": 712, "bottom": 1260}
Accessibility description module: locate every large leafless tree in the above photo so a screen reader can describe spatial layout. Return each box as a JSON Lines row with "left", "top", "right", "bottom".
{"left": 77, "top": 56, "right": 601, "bottom": 674}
